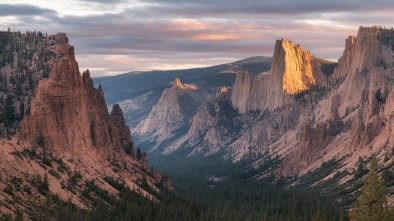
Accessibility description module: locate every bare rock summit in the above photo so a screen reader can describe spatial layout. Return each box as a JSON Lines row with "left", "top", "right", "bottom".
{"left": 231, "top": 39, "right": 325, "bottom": 114}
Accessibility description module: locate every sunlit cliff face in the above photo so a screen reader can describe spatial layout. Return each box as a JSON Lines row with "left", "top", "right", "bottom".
{"left": 280, "top": 39, "right": 320, "bottom": 95}
{"left": 173, "top": 77, "right": 198, "bottom": 90}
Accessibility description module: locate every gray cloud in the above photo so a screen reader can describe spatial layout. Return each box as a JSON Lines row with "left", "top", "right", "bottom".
{"left": 1, "top": 0, "right": 394, "bottom": 76}
{"left": 142, "top": 0, "right": 394, "bottom": 16}
{"left": 76, "top": 0, "right": 126, "bottom": 3}
{"left": 0, "top": 4, "right": 57, "bottom": 16}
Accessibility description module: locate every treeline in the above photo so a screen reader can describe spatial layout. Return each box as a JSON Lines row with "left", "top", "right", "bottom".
{"left": 0, "top": 180, "right": 347, "bottom": 221}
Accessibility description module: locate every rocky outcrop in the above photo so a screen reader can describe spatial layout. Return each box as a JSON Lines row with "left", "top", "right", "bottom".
{"left": 173, "top": 77, "right": 198, "bottom": 90}
{"left": 231, "top": 39, "right": 325, "bottom": 114}
{"left": 134, "top": 77, "right": 199, "bottom": 151}
{"left": 186, "top": 93, "right": 238, "bottom": 155}
{"left": 111, "top": 103, "right": 132, "bottom": 146}
{"left": 19, "top": 39, "right": 129, "bottom": 155}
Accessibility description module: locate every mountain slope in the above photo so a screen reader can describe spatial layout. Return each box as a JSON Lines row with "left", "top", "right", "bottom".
{"left": 0, "top": 32, "right": 171, "bottom": 219}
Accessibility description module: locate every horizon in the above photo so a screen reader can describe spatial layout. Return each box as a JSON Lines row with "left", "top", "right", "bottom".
{"left": 1, "top": 0, "right": 394, "bottom": 77}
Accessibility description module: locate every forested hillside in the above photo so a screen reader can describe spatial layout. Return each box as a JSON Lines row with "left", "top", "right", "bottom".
{"left": 0, "top": 29, "right": 55, "bottom": 137}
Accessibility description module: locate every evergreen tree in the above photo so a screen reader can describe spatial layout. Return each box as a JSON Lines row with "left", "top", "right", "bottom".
{"left": 3, "top": 96, "right": 15, "bottom": 127}
{"left": 355, "top": 157, "right": 368, "bottom": 179}
{"left": 40, "top": 172, "right": 49, "bottom": 194}
{"left": 124, "top": 141, "right": 134, "bottom": 156}
{"left": 349, "top": 158, "right": 391, "bottom": 221}
{"left": 136, "top": 147, "right": 142, "bottom": 160}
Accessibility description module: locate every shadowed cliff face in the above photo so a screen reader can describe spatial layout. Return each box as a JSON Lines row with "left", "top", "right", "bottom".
{"left": 231, "top": 39, "right": 325, "bottom": 114}
{"left": 19, "top": 35, "right": 131, "bottom": 155}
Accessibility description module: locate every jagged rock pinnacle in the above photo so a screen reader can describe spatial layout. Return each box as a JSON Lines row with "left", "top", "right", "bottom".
{"left": 172, "top": 77, "right": 198, "bottom": 90}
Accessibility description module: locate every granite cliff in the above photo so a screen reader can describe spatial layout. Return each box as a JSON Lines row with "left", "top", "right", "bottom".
{"left": 134, "top": 78, "right": 199, "bottom": 152}
{"left": 231, "top": 39, "right": 326, "bottom": 114}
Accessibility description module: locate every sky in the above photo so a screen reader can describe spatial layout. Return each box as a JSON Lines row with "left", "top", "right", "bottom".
{"left": 1, "top": 0, "right": 394, "bottom": 77}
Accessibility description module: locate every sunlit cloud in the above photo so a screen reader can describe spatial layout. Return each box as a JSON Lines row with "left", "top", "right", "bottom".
{"left": 169, "top": 19, "right": 221, "bottom": 31}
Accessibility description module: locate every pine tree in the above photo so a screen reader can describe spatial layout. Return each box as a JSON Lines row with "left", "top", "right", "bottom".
{"left": 124, "top": 141, "right": 134, "bottom": 156}
{"left": 136, "top": 147, "right": 142, "bottom": 160}
{"left": 349, "top": 158, "right": 391, "bottom": 221}
{"left": 3, "top": 96, "right": 15, "bottom": 127}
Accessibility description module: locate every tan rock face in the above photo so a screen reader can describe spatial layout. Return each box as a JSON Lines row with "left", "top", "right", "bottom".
{"left": 231, "top": 39, "right": 325, "bottom": 114}
{"left": 173, "top": 77, "right": 198, "bottom": 90}
{"left": 19, "top": 39, "right": 130, "bottom": 155}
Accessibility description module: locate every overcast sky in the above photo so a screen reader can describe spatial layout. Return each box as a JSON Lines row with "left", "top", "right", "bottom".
{"left": 1, "top": 0, "right": 394, "bottom": 76}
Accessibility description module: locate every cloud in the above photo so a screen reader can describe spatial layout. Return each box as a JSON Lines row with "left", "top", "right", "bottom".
{"left": 143, "top": 0, "right": 394, "bottom": 15}
{"left": 76, "top": 0, "right": 126, "bottom": 3}
{"left": 2, "top": 0, "right": 394, "bottom": 76}
{"left": 0, "top": 4, "right": 57, "bottom": 16}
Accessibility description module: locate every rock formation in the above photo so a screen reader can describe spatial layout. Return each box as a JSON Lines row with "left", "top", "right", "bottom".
{"left": 111, "top": 103, "right": 132, "bottom": 147}
{"left": 280, "top": 26, "right": 394, "bottom": 176}
{"left": 231, "top": 39, "right": 325, "bottom": 114}
{"left": 134, "top": 77, "right": 199, "bottom": 151}
{"left": 0, "top": 32, "right": 171, "bottom": 218}
{"left": 19, "top": 38, "right": 129, "bottom": 155}
{"left": 173, "top": 77, "right": 198, "bottom": 90}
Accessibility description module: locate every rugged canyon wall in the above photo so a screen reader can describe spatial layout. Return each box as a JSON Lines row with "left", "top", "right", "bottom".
{"left": 231, "top": 39, "right": 325, "bottom": 114}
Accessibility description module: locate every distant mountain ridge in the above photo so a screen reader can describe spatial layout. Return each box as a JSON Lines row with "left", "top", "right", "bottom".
{"left": 94, "top": 56, "right": 272, "bottom": 129}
